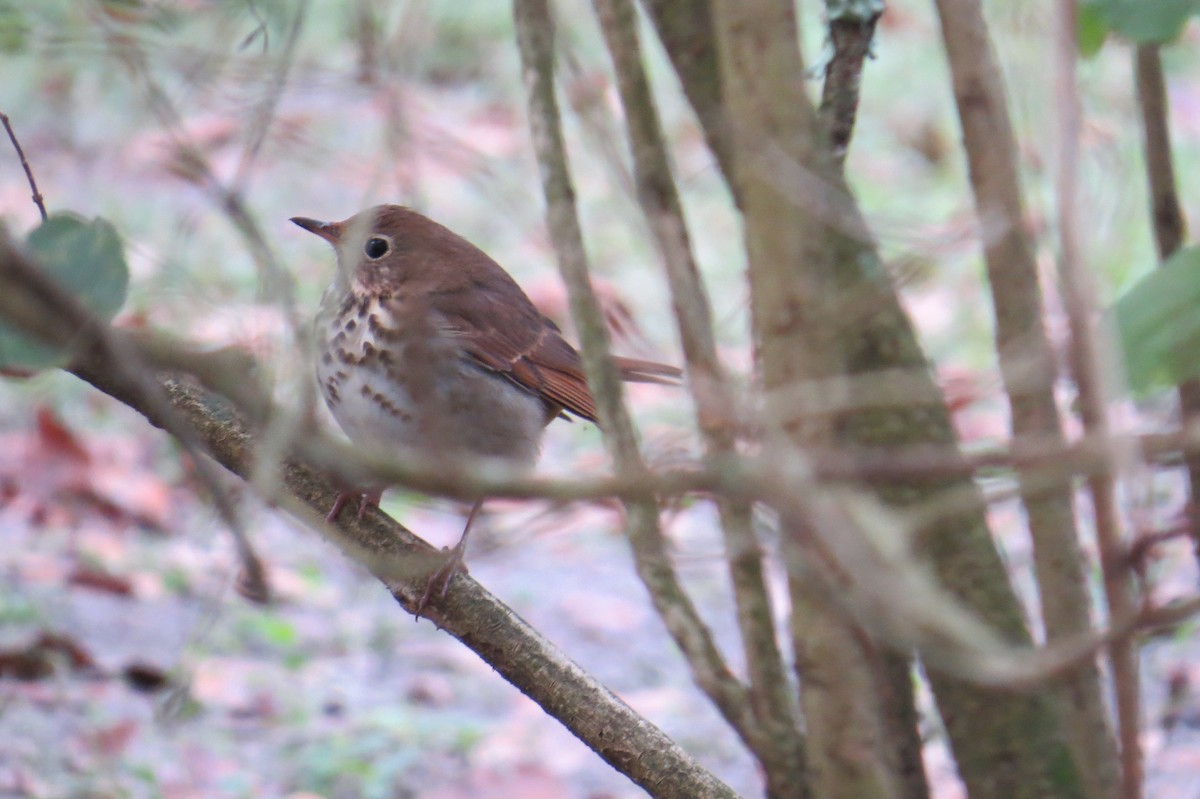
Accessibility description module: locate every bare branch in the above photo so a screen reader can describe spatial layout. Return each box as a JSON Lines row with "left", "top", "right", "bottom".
{"left": 100, "top": 24, "right": 299, "bottom": 317}
{"left": 819, "top": 2, "right": 882, "bottom": 168}
{"left": 1135, "top": 43, "right": 1200, "bottom": 574}
{"left": 72, "top": 377, "right": 740, "bottom": 799}
{"left": 233, "top": 0, "right": 306, "bottom": 189}
{"left": 1135, "top": 45, "right": 1187, "bottom": 260}
{"left": 3, "top": 227, "right": 1188, "bottom": 708}
{"left": 1, "top": 112, "right": 48, "bottom": 221}
{"left": 637, "top": 0, "right": 738, "bottom": 203}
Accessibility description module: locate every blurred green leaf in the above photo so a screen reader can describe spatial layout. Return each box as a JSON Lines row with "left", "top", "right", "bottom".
{"left": 1077, "top": 5, "right": 1110, "bottom": 56}
{"left": 0, "top": 213, "right": 129, "bottom": 371}
{"left": 1113, "top": 246, "right": 1200, "bottom": 393}
{"left": 253, "top": 615, "right": 298, "bottom": 647}
{"left": 1082, "top": 0, "right": 1200, "bottom": 43}
{"left": 0, "top": 1, "right": 29, "bottom": 53}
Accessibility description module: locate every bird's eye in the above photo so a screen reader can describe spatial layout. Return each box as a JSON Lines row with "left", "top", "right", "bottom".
{"left": 364, "top": 237, "right": 389, "bottom": 259}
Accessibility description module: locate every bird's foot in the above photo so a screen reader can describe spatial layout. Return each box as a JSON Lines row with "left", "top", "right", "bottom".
{"left": 414, "top": 541, "right": 469, "bottom": 616}
{"left": 326, "top": 488, "right": 383, "bottom": 524}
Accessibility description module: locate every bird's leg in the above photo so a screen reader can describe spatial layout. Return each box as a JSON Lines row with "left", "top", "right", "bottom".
{"left": 325, "top": 488, "right": 384, "bottom": 524}
{"left": 415, "top": 498, "right": 484, "bottom": 614}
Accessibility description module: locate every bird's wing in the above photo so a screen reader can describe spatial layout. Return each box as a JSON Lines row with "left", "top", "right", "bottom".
{"left": 438, "top": 287, "right": 601, "bottom": 422}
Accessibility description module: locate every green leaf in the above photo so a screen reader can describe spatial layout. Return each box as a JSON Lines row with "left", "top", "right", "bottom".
{"left": 1113, "top": 246, "right": 1200, "bottom": 393}
{"left": 0, "top": 1, "right": 30, "bottom": 54}
{"left": 1083, "top": 0, "right": 1200, "bottom": 43}
{"left": 1077, "top": 5, "right": 1110, "bottom": 56}
{"left": 252, "top": 615, "right": 298, "bottom": 647}
{"left": 0, "top": 213, "right": 129, "bottom": 371}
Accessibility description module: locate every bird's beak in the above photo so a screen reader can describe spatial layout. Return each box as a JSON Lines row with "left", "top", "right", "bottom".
{"left": 290, "top": 216, "right": 343, "bottom": 245}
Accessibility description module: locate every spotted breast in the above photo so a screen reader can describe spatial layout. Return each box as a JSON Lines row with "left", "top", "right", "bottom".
{"left": 314, "top": 276, "right": 548, "bottom": 469}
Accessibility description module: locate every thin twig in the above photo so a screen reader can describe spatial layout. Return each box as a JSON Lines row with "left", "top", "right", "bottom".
{"left": 557, "top": 45, "right": 638, "bottom": 202}
{"left": 242, "top": 0, "right": 271, "bottom": 53}
{"left": 233, "top": 0, "right": 306, "bottom": 189}
{"left": 101, "top": 27, "right": 298, "bottom": 316}
{"left": 78, "top": 317, "right": 1191, "bottom": 705}
{"left": 97, "top": 19, "right": 314, "bottom": 578}
{"left": 1, "top": 112, "right": 48, "bottom": 221}
{"left": 1135, "top": 43, "right": 1200, "bottom": 573}
{"left": 1054, "top": 4, "right": 1141, "bottom": 798}
{"left": 88, "top": 339, "right": 1200, "bottom": 791}
{"left": 51, "top": 330, "right": 1200, "bottom": 511}
{"left": 96, "top": 24, "right": 295, "bottom": 602}
{"left": 636, "top": 0, "right": 738, "bottom": 203}
{"left": 819, "top": 3, "right": 882, "bottom": 168}
{"left": 60, "top": 351, "right": 1200, "bottom": 705}
{"left": 1135, "top": 46, "right": 1186, "bottom": 259}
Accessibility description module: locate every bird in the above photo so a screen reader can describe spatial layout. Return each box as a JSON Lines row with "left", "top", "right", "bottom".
{"left": 291, "top": 205, "right": 680, "bottom": 607}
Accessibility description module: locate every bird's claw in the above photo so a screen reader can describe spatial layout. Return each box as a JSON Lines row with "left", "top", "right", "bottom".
{"left": 414, "top": 543, "right": 469, "bottom": 617}
{"left": 325, "top": 489, "right": 382, "bottom": 524}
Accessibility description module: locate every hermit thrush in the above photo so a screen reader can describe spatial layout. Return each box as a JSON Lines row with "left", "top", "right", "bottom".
{"left": 292, "top": 205, "right": 679, "bottom": 605}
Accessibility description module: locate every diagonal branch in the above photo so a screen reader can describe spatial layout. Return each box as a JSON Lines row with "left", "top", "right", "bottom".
{"left": 74, "top": 371, "right": 740, "bottom": 799}
{"left": 0, "top": 112, "right": 48, "bottom": 222}
{"left": 512, "top": 0, "right": 763, "bottom": 757}
{"left": 815, "top": 5, "right": 931, "bottom": 794}
{"left": 101, "top": 23, "right": 299, "bottom": 318}
{"left": 637, "top": 0, "right": 737, "bottom": 203}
